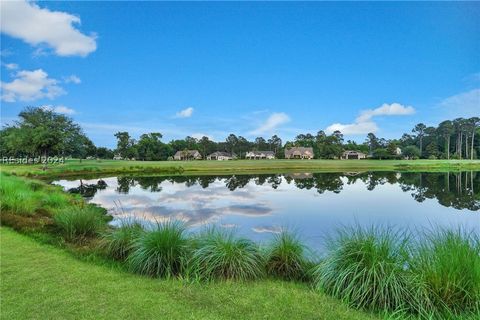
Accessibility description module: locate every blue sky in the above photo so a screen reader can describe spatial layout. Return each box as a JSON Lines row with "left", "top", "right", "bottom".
{"left": 1, "top": 1, "right": 479, "bottom": 148}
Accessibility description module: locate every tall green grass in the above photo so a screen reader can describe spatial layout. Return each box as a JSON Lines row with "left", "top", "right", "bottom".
{"left": 188, "top": 228, "right": 264, "bottom": 281}
{"left": 411, "top": 228, "right": 480, "bottom": 317}
{"left": 54, "top": 206, "right": 107, "bottom": 242}
{"left": 264, "top": 230, "right": 312, "bottom": 281}
{"left": 101, "top": 220, "right": 144, "bottom": 260}
{"left": 0, "top": 175, "right": 39, "bottom": 215}
{"left": 0, "top": 173, "right": 72, "bottom": 217}
{"left": 128, "top": 221, "right": 189, "bottom": 278}
{"left": 313, "top": 226, "right": 423, "bottom": 314}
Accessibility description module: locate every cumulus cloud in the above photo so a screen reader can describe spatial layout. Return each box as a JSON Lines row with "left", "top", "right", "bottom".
{"left": 355, "top": 103, "right": 415, "bottom": 123}
{"left": 41, "top": 105, "right": 76, "bottom": 115}
{"left": 438, "top": 88, "right": 480, "bottom": 118}
{"left": 64, "top": 75, "right": 81, "bottom": 84}
{"left": 175, "top": 107, "right": 194, "bottom": 118}
{"left": 0, "top": 0, "right": 97, "bottom": 57}
{"left": 325, "top": 103, "right": 415, "bottom": 135}
{"left": 1, "top": 69, "right": 65, "bottom": 102}
{"left": 250, "top": 112, "right": 290, "bottom": 135}
{"left": 325, "top": 121, "right": 379, "bottom": 135}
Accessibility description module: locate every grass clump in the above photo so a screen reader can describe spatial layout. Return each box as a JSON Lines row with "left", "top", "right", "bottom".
{"left": 54, "top": 206, "right": 107, "bottom": 242}
{"left": 264, "top": 230, "right": 312, "bottom": 281}
{"left": 0, "top": 175, "right": 39, "bottom": 215}
{"left": 128, "top": 221, "right": 189, "bottom": 278}
{"left": 313, "top": 226, "right": 421, "bottom": 314}
{"left": 411, "top": 228, "right": 480, "bottom": 317}
{"left": 189, "top": 228, "right": 264, "bottom": 281}
{"left": 101, "top": 221, "right": 144, "bottom": 260}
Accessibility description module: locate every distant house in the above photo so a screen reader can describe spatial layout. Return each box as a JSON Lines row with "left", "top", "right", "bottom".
{"left": 341, "top": 150, "right": 367, "bottom": 160}
{"left": 174, "top": 150, "right": 202, "bottom": 161}
{"left": 113, "top": 154, "right": 123, "bottom": 160}
{"left": 245, "top": 151, "right": 275, "bottom": 160}
{"left": 395, "top": 147, "right": 402, "bottom": 155}
{"left": 207, "top": 151, "right": 237, "bottom": 160}
{"left": 284, "top": 147, "right": 314, "bottom": 159}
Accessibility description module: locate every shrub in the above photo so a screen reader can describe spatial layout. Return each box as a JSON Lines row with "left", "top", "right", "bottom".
{"left": 128, "top": 221, "right": 189, "bottom": 278}
{"left": 264, "top": 230, "right": 311, "bottom": 281}
{"left": 189, "top": 228, "right": 264, "bottom": 281}
{"left": 313, "top": 226, "right": 422, "bottom": 314}
{"left": 54, "top": 206, "right": 107, "bottom": 242}
{"left": 411, "top": 228, "right": 480, "bottom": 316}
{"left": 101, "top": 221, "right": 144, "bottom": 260}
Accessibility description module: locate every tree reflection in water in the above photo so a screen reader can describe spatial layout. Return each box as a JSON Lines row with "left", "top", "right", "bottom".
{"left": 66, "top": 171, "right": 479, "bottom": 211}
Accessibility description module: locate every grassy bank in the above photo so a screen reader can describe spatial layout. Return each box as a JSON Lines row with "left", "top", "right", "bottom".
{"left": 1, "top": 159, "right": 480, "bottom": 179}
{"left": 0, "top": 227, "right": 377, "bottom": 320}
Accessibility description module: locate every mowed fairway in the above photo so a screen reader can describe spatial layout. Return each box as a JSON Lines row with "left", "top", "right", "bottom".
{"left": 2, "top": 159, "right": 479, "bottom": 178}
{"left": 0, "top": 228, "right": 377, "bottom": 320}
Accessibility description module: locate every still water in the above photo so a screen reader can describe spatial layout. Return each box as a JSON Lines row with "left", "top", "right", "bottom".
{"left": 54, "top": 171, "right": 479, "bottom": 251}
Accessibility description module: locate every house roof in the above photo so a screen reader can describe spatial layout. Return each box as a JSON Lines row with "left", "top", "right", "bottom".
{"left": 174, "top": 150, "right": 200, "bottom": 157}
{"left": 247, "top": 151, "right": 275, "bottom": 155}
{"left": 208, "top": 151, "right": 235, "bottom": 157}
{"left": 343, "top": 150, "right": 366, "bottom": 155}
{"left": 284, "top": 147, "right": 314, "bottom": 155}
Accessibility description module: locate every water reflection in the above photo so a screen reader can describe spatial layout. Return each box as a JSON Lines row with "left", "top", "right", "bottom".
{"left": 54, "top": 172, "right": 479, "bottom": 250}
{"left": 66, "top": 172, "right": 480, "bottom": 211}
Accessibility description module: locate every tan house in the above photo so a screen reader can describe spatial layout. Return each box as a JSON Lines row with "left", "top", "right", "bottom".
{"left": 284, "top": 147, "right": 314, "bottom": 159}
{"left": 174, "top": 150, "right": 202, "bottom": 161}
{"left": 341, "top": 150, "right": 367, "bottom": 160}
{"left": 245, "top": 151, "right": 275, "bottom": 160}
{"left": 207, "top": 151, "right": 237, "bottom": 161}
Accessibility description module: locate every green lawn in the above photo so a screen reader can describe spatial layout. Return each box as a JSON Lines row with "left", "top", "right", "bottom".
{"left": 0, "top": 227, "right": 377, "bottom": 320}
{"left": 2, "top": 158, "right": 479, "bottom": 178}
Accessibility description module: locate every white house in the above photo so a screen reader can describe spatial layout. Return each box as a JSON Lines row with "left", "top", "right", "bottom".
{"left": 245, "top": 151, "right": 275, "bottom": 160}
{"left": 284, "top": 147, "right": 314, "bottom": 159}
{"left": 207, "top": 151, "right": 237, "bottom": 160}
{"left": 173, "top": 150, "right": 202, "bottom": 161}
{"left": 341, "top": 150, "right": 367, "bottom": 160}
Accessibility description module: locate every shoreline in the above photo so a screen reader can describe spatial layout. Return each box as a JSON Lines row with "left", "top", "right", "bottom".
{"left": 1, "top": 159, "right": 480, "bottom": 179}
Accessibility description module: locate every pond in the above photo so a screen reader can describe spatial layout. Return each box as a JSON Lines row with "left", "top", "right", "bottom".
{"left": 54, "top": 171, "right": 480, "bottom": 252}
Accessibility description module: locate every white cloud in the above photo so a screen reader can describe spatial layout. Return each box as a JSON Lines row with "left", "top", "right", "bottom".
{"left": 252, "top": 226, "right": 282, "bottom": 234}
{"left": 1, "top": 69, "right": 65, "bottom": 102}
{"left": 41, "top": 105, "right": 76, "bottom": 115}
{"left": 175, "top": 107, "right": 194, "bottom": 118}
{"left": 325, "top": 121, "right": 379, "bottom": 135}
{"left": 325, "top": 103, "right": 415, "bottom": 135}
{"left": 3, "top": 62, "right": 18, "bottom": 70}
{"left": 64, "top": 74, "right": 81, "bottom": 84}
{"left": 0, "top": 0, "right": 97, "bottom": 57}
{"left": 249, "top": 112, "right": 290, "bottom": 135}
{"left": 438, "top": 88, "right": 480, "bottom": 118}
{"left": 356, "top": 103, "right": 415, "bottom": 122}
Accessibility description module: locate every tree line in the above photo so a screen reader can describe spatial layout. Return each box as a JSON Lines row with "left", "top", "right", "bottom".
{"left": 1, "top": 107, "right": 479, "bottom": 160}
